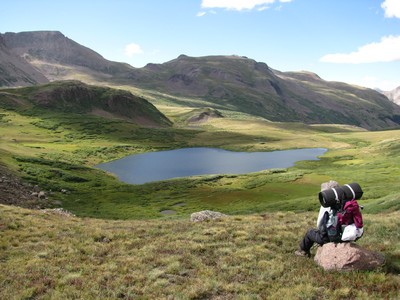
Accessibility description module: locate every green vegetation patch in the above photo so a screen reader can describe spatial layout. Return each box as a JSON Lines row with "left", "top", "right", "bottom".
{"left": 1, "top": 87, "right": 400, "bottom": 219}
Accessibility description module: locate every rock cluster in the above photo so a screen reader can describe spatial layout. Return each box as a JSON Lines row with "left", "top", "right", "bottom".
{"left": 42, "top": 208, "right": 75, "bottom": 217}
{"left": 190, "top": 210, "right": 227, "bottom": 222}
{"left": 0, "top": 166, "right": 45, "bottom": 208}
{"left": 0, "top": 165, "right": 64, "bottom": 209}
{"left": 314, "top": 242, "right": 385, "bottom": 271}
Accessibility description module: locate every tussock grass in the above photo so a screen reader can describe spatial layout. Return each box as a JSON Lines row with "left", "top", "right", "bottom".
{"left": 0, "top": 205, "right": 399, "bottom": 299}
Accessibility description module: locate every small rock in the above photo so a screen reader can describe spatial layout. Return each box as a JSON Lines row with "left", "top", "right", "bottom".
{"left": 38, "top": 191, "right": 46, "bottom": 199}
{"left": 42, "top": 208, "right": 75, "bottom": 217}
{"left": 190, "top": 210, "right": 227, "bottom": 222}
{"left": 160, "top": 210, "right": 176, "bottom": 215}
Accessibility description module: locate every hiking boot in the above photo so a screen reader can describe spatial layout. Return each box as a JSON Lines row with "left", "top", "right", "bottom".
{"left": 294, "top": 249, "right": 310, "bottom": 258}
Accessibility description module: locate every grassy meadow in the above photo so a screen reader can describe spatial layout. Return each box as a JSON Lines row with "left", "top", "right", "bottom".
{"left": 0, "top": 103, "right": 400, "bottom": 219}
{"left": 0, "top": 205, "right": 399, "bottom": 299}
{"left": 1, "top": 91, "right": 400, "bottom": 298}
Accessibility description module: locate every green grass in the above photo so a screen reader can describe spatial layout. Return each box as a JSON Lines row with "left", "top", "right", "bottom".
{"left": 1, "top": 104, "right": 400, "bottom": 219}
{"left": 0, "top": 205, "right": 398, "bottom": 299}
{"left": 1, "top": 85, "right": 400, "bottom": 298}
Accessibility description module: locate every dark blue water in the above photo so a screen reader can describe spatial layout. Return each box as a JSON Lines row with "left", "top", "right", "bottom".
{"left": 96, "top": 147, "right": 327, "bottom": 184}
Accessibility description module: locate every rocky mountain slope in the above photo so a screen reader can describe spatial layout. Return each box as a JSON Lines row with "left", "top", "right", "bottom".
{"left": 0, "top": 34, "right": 48, "bottom": 86}
{"left": 1, "top": 31, "right": 400, "bottom": 130}
{"left": 1, "top": 31, "right": 134, "bottom": 81}
{"left": 383, "top": 86, "right": 400, "bottom": 105}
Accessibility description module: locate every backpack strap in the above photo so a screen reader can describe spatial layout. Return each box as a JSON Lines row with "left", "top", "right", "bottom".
{"left": 331, "top": 188, "right": 340, "bottom": 205}
{"left": 344, "top": 184, "right": 356, "bottom": 200}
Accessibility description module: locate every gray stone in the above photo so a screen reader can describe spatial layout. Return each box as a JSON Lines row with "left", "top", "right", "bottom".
{"left": 190, "top": 210, "right": 227, "bottom": 222}
{"left": 314, "top": 242, "right": 385, "bottom": 271}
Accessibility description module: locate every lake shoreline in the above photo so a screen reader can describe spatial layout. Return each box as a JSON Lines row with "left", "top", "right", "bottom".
{"left": 96, "top": 147, "right": 328, "bottom": 184}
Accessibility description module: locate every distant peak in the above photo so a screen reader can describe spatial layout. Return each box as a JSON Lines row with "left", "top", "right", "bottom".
{"left": 5, "top": 30, "right": 64, "bottom": 36}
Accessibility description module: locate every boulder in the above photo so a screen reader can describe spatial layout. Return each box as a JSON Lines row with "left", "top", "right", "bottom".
{"left": 190, "top": 210, "right": 227, "bottom": 222}
{"left": 314, "top": 242, "right": 385, "bottom": 271}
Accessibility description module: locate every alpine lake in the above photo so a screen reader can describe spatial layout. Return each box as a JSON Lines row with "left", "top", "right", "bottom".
{"left": 96, "top": 147, "right": 327, "bottom": 184}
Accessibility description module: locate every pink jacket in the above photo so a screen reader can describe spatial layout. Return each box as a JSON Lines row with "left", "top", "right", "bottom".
{"left": 338, "top": 199, "right": 363, "bottom": 228}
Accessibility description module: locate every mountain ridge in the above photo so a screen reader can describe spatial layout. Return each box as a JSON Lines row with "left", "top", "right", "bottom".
{"left": 1, "top": 30, "right": 400, "bottom": 130}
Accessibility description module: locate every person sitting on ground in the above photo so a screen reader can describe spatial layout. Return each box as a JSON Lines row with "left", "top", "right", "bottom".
{"left": 295, "top": 184, "right": 364, "bottom": 257}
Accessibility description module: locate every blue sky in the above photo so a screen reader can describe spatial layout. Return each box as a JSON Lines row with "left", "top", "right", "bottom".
{"left": 2, "top": 0, "right": 400, "bottom": 90}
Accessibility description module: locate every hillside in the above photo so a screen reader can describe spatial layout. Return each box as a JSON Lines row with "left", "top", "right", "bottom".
{"left": 1, "top": 31, "right": 400, "bottom": 130}
{"left": 0, "top": 204, "right": 399, "bottom": 299}
{"left": 129, "top": 55, "right": 400, "bottom": 130}
{"left": 0, "top": 80, "right": 172, "bottom": 127}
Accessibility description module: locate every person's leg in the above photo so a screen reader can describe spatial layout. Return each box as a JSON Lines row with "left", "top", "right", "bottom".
{"left": 297, "top": 228, "right": 326, "bottom": 255}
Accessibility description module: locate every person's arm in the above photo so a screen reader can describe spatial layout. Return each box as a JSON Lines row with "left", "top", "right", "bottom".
{"left": 348, "top": 200, "right": 363, "bottom": 228}
{"left": 317, "top": 206, "right": 330, "bottom": 230}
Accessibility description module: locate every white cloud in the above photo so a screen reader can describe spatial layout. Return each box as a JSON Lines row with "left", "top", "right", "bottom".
{"left": 258, "top": 5, "right": 269, "bottom": 11}
{"left": 320, "top": 35, "right": 400, "bottom": 64}
{"left": 197, "top": 11, "right": 206, "bottom": 17}
{"left": 124, "top": 43, "right": 143, "bottom": 57}
{"left": 381, "top": 0, "right": 400, "bottom": 18}
{"left": 200, "top": 0, "right": 291, "bottom": 11}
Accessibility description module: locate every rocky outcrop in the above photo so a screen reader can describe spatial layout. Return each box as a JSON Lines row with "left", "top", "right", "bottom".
{"left": 190, "top": 210, "right": 227, "bottom": 222}
{"left": 314, "top": 242, "right": 385, "bottom": 271}
{"left": 0, "top": 165, "right": 50, "bottom": 208}
{"left": 187, "top": 108, "right": 223, "bottom": 123}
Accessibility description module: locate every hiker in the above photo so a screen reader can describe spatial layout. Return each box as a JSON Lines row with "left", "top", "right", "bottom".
{"left": 295, "top": 183, "right": 364, "bottom": 257}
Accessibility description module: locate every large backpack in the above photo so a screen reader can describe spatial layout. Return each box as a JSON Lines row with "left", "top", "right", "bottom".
{"left": 324, "top": 209, "right": 342, "bottom": 242}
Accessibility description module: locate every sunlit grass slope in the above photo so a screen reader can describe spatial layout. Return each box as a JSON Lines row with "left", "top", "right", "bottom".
{"left": 0, "top": 205, "right": 399, "bottom": 299}
{"left": 1, "top": 103, "right": 400, "bottom": 219}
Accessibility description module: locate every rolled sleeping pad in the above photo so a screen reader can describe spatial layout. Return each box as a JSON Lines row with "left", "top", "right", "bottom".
{"left": 319, "top": 186, "right": 345, "bottom": 208}
{"left": 341, "top": 182, "right": 363, "bottom": 200}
